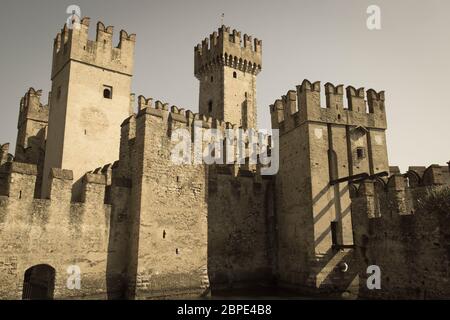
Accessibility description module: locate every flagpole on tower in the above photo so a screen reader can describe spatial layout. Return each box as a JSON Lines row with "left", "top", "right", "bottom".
{"left": 221, "top": 13, "right": 225, "bottom": 26}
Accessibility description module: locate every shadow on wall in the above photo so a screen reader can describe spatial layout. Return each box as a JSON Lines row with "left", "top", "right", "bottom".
{"left": 308, "top": 183, "right": 360, "bottom": 297}
{"left": 105, "top": 177, "right": 132, "bottom": 300}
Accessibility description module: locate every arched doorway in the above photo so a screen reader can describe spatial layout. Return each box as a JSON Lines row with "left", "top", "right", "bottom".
{"left": 22, "top": 264, "right": 55, "bottom": 300}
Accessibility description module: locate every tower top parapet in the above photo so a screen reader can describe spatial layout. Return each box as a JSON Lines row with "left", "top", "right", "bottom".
{"left": 52, "top": 17, "right": 136, "bottom": 79}
{"left": 270, "top": 79, "right": 387, "bottom": 133}
{"left": 18, "top": 88, "right": 49, "bottom": 129}
{"left": 194, "top": 25, "right": 262, "bottom": 79}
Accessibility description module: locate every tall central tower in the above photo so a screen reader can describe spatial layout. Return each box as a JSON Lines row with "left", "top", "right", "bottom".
{"left": 41, "top": 18, "right": 135, "bottom": 198}
{"left": 195, "top": 26, "right": 262, "bottom": 129}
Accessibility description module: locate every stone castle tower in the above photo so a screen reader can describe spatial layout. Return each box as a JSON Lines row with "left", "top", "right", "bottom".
{"left": 195, "top": 26, "right": 262, "bottom": 129}
{"left": 15, "top": 88, "right": 49, "bottom": 165}
{"left": 0, "top": 18, "right": 449, "bottom": 300}
{"left": 270, "top": 82, "right": 390, "bottom": 288}
{"left": 41, "top": 18, "right": 136, "bottom": 198}
{"left": 14, "top": 88, "right": 50, "bottom": 197}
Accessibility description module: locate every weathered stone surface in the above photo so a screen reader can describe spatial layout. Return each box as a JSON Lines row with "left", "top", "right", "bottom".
{"left": 0, "top": 19, "right": 449, "bottom": 301}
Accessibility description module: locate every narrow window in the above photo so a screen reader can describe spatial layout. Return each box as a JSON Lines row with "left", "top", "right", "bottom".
{"left": 210, "top": 76, "right": 214, "bottom": 83}
{"left": 176, "top": 248, "right": 179, "bottom": 255}
{"left": 57, "top": 86, "right": 61, "bottom": 100}
{"left": 163, "top": 230, "right": 166, "bottom": 239}
{"left": 328, "top": 150, "right": 338, "bottom": 181}
{"left": 356, "top": 147, "right": 366, "bottom": 159}
{"left": 331, "top": 221, "right": 339, "bottom": 247}
{"left": 103, "top": 85, "right": 112, "bottom": 99}
{"left": 208, "top": 100, "right": 213, "bottom": 113}
{"left": 233, "top": 71, "right": 237, "bottom": 79}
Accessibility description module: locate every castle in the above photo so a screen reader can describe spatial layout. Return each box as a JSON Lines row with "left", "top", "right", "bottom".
{"left": 0, "top": 17, "right": 449, "bottom": 300}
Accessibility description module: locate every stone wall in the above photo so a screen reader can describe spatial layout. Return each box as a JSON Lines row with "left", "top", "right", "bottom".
{"left": 2, "top": 14, "right": 449, "bottom": 300}
{"left": 269, "top": 80, "right": 388, "bottom": 294}
{"left": 118, "top": 100, "right": 274, "bottom": 298}
{"left": 208, "top": 166, "right": 273, "bottom": 291}
{"left": 0, "top": 163, "right": 113, "bottom": 299}
{"left": 351, "top": 166, "right": 450, "bottom": 299}
{"left": 125, "top": 105, "right": 208, "bottom": 299}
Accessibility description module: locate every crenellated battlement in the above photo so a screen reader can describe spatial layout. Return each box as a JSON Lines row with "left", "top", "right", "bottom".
{"left": 0, "top": 159, "right": 114, "bottom": 211}
{"left": 120, "top": 95, "right": 273, "bottom": 174}
{"left": 52, "top": 17, "right": 136, "bottom": 78}
{"left": 270, "top": 79, "right": 387, "bottom": 133}
{"left": 208, "top": 162, "right": 271, "bottom": 199}
{"left": 350, "top": 164, "right": 450, "bottom": 221}
{"left": 0, "top": 143, "right": 12, "bottom": 165}
{"left": 194, "top": 25, "right": 262, "bottom": 79}
{"left": 15, "top": 87, "right": 49, "bottom": 167}
{"left": 18, "top": 88, "right": 50, "bottom": 128}
{"left": 4, "top": 17, "right": 450, "bottom": 300}
{"left": 133, "top": 95, "right": 236, "bottom": 132}
{"left": 137, "top": 95, "right": 153, "bottom": 111}
{"left": 406, "top": 164, "right": 449, "bottom": 187}
{"left": 136, "top": 94, "right": 269, "bottom": 134}
{"left": 350, "top": 164, "right": 450, "bottom": 299}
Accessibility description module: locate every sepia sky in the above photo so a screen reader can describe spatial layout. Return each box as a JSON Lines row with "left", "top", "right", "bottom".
{"left": 0, "top": 0, "right": 449, "bottom": 171}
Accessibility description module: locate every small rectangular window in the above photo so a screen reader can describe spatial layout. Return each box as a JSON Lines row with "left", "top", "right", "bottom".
{"left": 356, "top": 147, "right": 366, "bottom": 159}
{"left": 57, "top": 86, "right": 61, "bottom": 100}
{"left": 103, "top": 85, "right": 113, "bottom": 99}
{"left": 208, "top": 100, "right": 213, "bottom": 113}
{"left": 331, "top": 221, "right": 339, "bottom": 247}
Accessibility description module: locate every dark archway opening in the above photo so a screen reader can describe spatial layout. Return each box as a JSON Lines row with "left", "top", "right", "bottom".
{"left": 22, "top": 264, "right": 55, "bottom": 300}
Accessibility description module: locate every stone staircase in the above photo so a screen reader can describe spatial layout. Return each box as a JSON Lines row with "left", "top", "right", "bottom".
{"left": 199, "top": 265, "right": 211, "bottom": 297}
{"left": 305, "top": 249, "right": 359, "bottom": 297}
{"left": 199, "top": 265, "right": 210, "bottom": 290}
